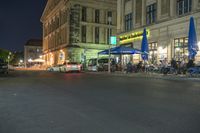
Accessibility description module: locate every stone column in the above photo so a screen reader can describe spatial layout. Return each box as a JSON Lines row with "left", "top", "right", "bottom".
{"left": 117, "top": 0, "right": 122, "bottom": 33}
{"left": 157, "top": 0, "right": 161, "bottom": 21}
{"left": 192, "top": 0, "right": 198, "bottom": 12}
{"left": 121, "top": 0, "right": 125, "bottom": 32}
{"left": 141, "top": 0, "right": 146, "bottom": 26}
{"left": 133, "top": 0, "right": 135, "bottom": 28}
{"left": 170, "top": 0, "right": 176, "bottom": 18}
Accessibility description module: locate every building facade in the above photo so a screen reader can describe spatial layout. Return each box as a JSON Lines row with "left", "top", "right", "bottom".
{"left": 24, "top": 39, "right": 43, "bottom": 68}
{"left": 117, "top": 0, "right": 200, "bottom": 64}
{"left": 41, "top": 0, "right": 117, "bottom": 66}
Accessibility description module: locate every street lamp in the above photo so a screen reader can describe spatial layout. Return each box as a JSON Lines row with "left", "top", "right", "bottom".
{"left": 7, "top": 52, "right": 12, "bottom": 68}
{"left": 108, "top": 16, "right": 112, "bottom": 73}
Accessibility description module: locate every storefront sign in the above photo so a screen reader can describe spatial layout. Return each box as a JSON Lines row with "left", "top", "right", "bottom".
{"left": 119, "top": 29, "right": 150, "bottom": 44}
{"left": 110, "top": 36, "right": 117, "bottom": 45}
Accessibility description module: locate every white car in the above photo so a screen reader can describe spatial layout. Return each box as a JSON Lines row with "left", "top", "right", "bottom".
{"left": 60, "top": 62, "right": 82, "bottom": 72}
{"left": 47, "top": 65, "right": 62, "bottom": 72}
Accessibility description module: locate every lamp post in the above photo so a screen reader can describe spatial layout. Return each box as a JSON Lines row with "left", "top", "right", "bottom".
{"left": 83, "top": 48, "right": 87, "bottom": 71}
{"left": 7, "top": 52, "right": 12, "bottom": 69}
{"left": 108, "top": 16, "right": 112, "bottom": 73}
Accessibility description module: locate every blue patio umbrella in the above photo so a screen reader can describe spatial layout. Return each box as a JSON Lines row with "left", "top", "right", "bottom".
{"left": 98, "top": 49, "right": 109, "bottom": 55}
{"left": 188, "top": 17, "right": 198, "bottom": 59}
{"left": 98, "top": 46, "right": 142, "bottom": 55}
{"left": 141, "top": 28, "right": 149, "bottom": 61}
{"left": 98, "top": 47, "right": 115, "bottom": 55}
{"left": 110, "top": 46, "right": 141, "bottom": 54}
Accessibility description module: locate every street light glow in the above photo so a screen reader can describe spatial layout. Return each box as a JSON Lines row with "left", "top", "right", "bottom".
{"left": 28, "top": 58, "right": 32, "bottom": 62}
{"left": 158, "top": 47, "right": 164, "bottom": 53}
{"left": 176, "top": 48, "right": 180, "bottom": 51}
{"left": 185, "top": 53, "right": 189, "bottom": 56}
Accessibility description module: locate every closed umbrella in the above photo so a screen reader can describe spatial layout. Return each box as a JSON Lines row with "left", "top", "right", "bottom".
{"left": 141, "top": 28, "right": 149, "bottom": 61}
{"left": 188, "top": 17, "right": 198, "bottom": 59}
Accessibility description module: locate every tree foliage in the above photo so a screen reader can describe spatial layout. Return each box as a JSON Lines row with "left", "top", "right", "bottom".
{"left": 0, "top": 48, "right": 13, "bottom": 62}
{"left": 10, "top": 51, "right": 24, "bottom": 65}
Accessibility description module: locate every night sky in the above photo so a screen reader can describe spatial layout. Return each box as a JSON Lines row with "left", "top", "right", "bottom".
{"left": 0, "top": 0, "right": 47, "bottom": 51}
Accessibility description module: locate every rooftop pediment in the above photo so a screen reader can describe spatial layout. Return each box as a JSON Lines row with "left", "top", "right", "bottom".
{"left": 41, "top": 0, "right": 62, "bottom": 22}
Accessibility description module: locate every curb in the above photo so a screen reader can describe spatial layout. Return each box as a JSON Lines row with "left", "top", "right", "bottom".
{"left": 86, "top": 72, "right": 200, "bottom": 81}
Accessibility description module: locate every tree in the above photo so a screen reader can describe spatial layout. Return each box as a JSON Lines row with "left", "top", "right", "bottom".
{"left": 10, "top": 51, "right": 24, "bottom": 65}
{"left": 0, "top": 48, "right": 13, "bottom": 62}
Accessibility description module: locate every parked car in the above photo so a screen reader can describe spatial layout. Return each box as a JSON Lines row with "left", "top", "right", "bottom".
{"left": 47, "top": 65, "right": 62, "bottom": 72}
{"left": 0, "top": 59, "right": 8, "bottom": 74}
{"left": 88, "top": 58, "right": 98, "bottom": 71}
{"left": 60, "top": 62, "right": 82, "bottom": 72}
{"left": 88, "top": 58, "right": 116, "bottom": 72}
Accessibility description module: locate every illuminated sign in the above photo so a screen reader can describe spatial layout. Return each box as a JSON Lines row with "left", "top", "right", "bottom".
{"left": 110, "top": 36, "right": 117, "bottom": 45}
{"left": 119, "top": 29, "right": 150, "bottom": 44}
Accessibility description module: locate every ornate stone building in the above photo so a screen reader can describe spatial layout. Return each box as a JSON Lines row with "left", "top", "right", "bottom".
{"left": 117, "top": 0, "right": 200, "bottom": 64}
{"left": 41, "top": 0, "right": 117, "bottom": 66}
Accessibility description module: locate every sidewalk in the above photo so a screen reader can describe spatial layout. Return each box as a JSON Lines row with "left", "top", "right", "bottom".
{"left": 86, "top": 71, "right": 200, "bottom": 81}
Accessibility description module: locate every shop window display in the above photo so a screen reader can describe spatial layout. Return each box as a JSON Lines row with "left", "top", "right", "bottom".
{"left": 174, "top": 37, "right": 188, "bottom": 61}
{"left": 149, "top": 42, "right": 158, "bottom": 64}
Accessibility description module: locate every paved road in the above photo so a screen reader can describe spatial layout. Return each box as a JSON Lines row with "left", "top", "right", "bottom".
{"left": 0, "top": 71, "right": 200, "bottom": 133}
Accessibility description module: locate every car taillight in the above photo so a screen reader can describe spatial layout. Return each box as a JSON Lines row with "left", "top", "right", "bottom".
{"left": 78, "top": 65, "right": 81, "bottom": 68}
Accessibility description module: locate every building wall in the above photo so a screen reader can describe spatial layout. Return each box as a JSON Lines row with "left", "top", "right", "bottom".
{"left": 24, "top": 46, "right": 42, "bottom": 68}
{"left": 41, "top": 0, "right": 117, "bottom": 66}
{"left": 117, "top": 0, "right": 200, "bottom": 64}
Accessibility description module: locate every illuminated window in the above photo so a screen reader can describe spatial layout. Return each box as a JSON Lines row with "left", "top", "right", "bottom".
{"left": 59, "top": 53, "right": 64, "bottom": 60}
{"left": 174, "top": 37, "right": 188, "bottom": 60}
{"left": 149, "top": 42, "right": 158, "bottom": 64}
